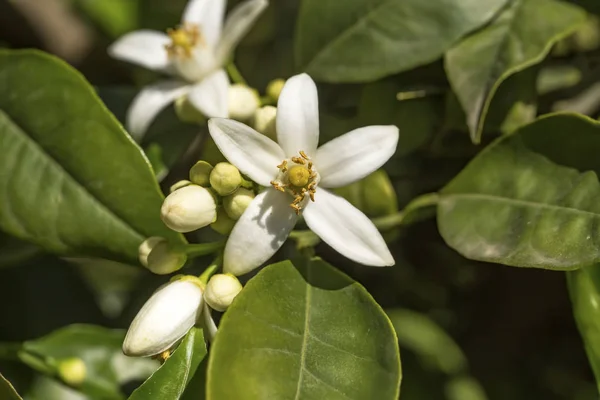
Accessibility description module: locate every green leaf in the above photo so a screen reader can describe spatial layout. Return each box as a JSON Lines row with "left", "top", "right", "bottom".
{"left": 0, "top": 373, "right": 23, "bottom": 400}
{"left": 207, "top": 258, "right": 401, "bottom": 400}
{"left": 445, "top": 0, "right": 586, "bottom": 143}
{"left": 438, "top": 113, "right": 600, "bottom": 270}
{"left": 0, "top": 50, "right": 184, "bottom": 264}
{"left": 21, "top": 324, "right": 156, "bottom": 399}
{"left": 71, "top": 0, "right": 138, "bottom": 37}
{"left": 295, "top": 0, "right": 509, "bottom": 83}
{"left": 567, "top": 265, "right": 600, "bottom": 394}
{"left": 129, "top": 327, "right": 207, "bottom": 400}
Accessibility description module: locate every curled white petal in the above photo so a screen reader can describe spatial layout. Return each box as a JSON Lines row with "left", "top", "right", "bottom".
{"left": 208, "top": 118, "right": 284, "bottom": 187}
{"left": 188, "top": 69, "right": 230, "bottom": 118}
{"left": 108, "top": 30, "right": 171, "bottom": 72}
{"left": 316, "top": 125, "right": 399, "bottom": 188}
{"left": 127, "top": 80, "right": 190, "bottom": 140}
{"left": 303, "top": 189, "right": 394, "bottom": 266}
{"left": 276, "top": 73, "right": 319, "bottom": 157}
{"left": 216, "top": 0, "right": 269, "bottom": 62}
{"left": 182, "top": 0, "right": 226, "bottom": 48}
{"left": 223, "top": 189, "right": 298, "bottom": 275}
{"left": 123, "top": 280, "right": 204, "bottom": 357}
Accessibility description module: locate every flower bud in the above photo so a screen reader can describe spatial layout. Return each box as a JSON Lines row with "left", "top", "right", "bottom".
{"left": 266, "top": 79, "right": 285, "bottom": 102}
{"left": 146, "top": 241, "right": 187, "bottom": 275}
{"left": 204, "top": 273, "right": 243, "bottom": 312}
{"left": 57, "top": 357, "right": 86, "bottom": 387}
{"left": 252, "top": 106, "right": 277, "bottom": 139}
{"left": 123, "top": 278, "right": 204, "bottom": 357}
{"left": 223, "top": 188, "right": 255, "bottom": 220}
{"left": 175, "top": 95, "right": 206, "bottom": 124}
{"left": 211, "top": 207, "right": 236, "bottom": 235}
{"left": 189, "top": 161, "right": 213, "bottom": 187}
{"left": 170, "top": 179, "right": 192, "bottom": 193}
{"left": 362, "top": 170, "right": 398, "bottom": 217}
{"left": 228, "top": 84, "right": 260, "bottom": 121}
{"left": 209, "top": 162, "right": 242, "bottom": 196}
{"left": 161, "top": 185, "right": 217, "bottom": 232}
{"left": 138, "top": 236, "right": 165, "bottom": 267}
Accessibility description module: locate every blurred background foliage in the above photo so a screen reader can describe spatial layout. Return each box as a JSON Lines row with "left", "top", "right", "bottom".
{"left": 1, "top": 0, "right": 600, "bottom": 398}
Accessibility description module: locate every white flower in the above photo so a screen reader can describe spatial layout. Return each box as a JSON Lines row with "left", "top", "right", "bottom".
{"left": 108, "top": 0, "right": 268, "bottom": 139}
{"left": 208, "top": 73, "right": 399, "bottom": 276}
{"left": 123, "top": 278, "right": 204, "bottom": 357}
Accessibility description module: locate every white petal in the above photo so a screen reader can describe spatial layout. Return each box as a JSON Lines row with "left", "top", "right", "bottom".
{"left": 316, "top": 125, "right": 399, "bottom": 188}
{"left": 127, "top": 80, "right": 190, "bottom": 140}
{"left": 203, "top": 302, "right": 218, "bottom": 342}
{"left": 123, "top": 280, "right": 203, "bottom": 357}
{"left": 276, "top": 73, "right": 319, "bottom": 157}
{"left": 223, "top": 189, "right": 298, "bottom": 275}
{"left": 108, "top": 30, "right": 171, "bottom": 72}
{"left": 182, "top": 0, "right": 226, "bottom": 48}
{"left": 303, "top": 189, "right": 394, "bottom": 266}
{"left": 216, "top": 0, "right": 269, "bottom": 62}
{"left": 187, "top": 69, "right": 229, "bottom": 118}
{"left": 208, "top": 118, "right": 284, "bottom": 186}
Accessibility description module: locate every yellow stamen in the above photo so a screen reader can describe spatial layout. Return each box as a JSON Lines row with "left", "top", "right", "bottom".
{"left": 165, "top": 24, "right": 202, "bottom": 58}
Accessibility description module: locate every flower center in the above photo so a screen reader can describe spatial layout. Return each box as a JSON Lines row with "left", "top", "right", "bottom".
{"left": 165, "top": 24, "right": 204, "bottom": 59}
{"left": 270, "top": 151, "right": 318, "bottom": 214}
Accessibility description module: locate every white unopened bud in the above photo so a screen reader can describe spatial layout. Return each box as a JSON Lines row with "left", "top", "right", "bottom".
{"left": 209, "top": 163, "right": 242, "bottom": 196}
{"left": 123, "top": 278, "right": 204, "bottom": 357}
{"left": 266, "top": 79, "right": 285, "bottom": 102}
{"left": 228, "top": 84, "right": 260, "bottom": 121}
{"left": 223, "top": 188, "right": 255, "bottom": 220}
{"left": 161, "top": 185, "right": 217, "bottom": 233}
{"left": 146, "top": 241, "right": 187, "bottom": 275}
{"left": 138, "top": 237, "right": 165, "bottom": 267}
{"left": 204, "top": 273, "right": 243, "bottom": 312}
{"left": 252, "top": 106, "right": 277, "bottom": 139}
{"left": 57, "top": 357, "right": 86, "bottom": 387}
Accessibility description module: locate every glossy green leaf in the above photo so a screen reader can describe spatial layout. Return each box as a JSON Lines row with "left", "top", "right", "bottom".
{"left": 445, "top": 0, "right": 585, "bottom": 143}
{"left": 438, "top": 113, "right": 600, "bottom": 270}
{"left": 207, "top": 259, "right": 401, "bottom": 400}
{"left": 71, "top": 0, "right": 138, "bottom": 37}
{"left": 0, "top": 50, "right": 184, "bottom": 264}
{"left": 295, "top": 0, "right": 508, "bottom": 82}
{"left": 567, "top": 264, "right": 600, "bottom": 394}
{"left": 0, "top": 373, "right": 22, "bottom": 400}
{"left": 129, "top": 327, "right": 207, "bottom": 400}
{"left": 21, "top": 324, "right": 156, "bottom": 399}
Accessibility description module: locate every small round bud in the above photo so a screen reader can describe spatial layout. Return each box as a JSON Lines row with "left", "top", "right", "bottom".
{"left": 211, "top": 207, "right": 236, "bottom": 235}
{"left": 189, "top": 161, "right": 213, "bottom": 186}
{"left": 223, "top": 188, "right": 255, "bottom": 220}
{"left": 362, "top": 170, "right": 398, "bottom": 217}
{"left": 123, "top": 278, "right": 204, "bottom": 357}
{"left": 138, "top": 236, "right": 165, "bottom": 267}
{"left": 161, "top": 185, "right": 217, "bottom": 232}
{"left": 175, "top": 95, "right": 206, "bottom": 124}
{"left": 204, "top": 273, "right": 243, "bottom": 312}
{"left": 288, "top": 166, "right": 310, "bottom": 188}
{"left": 209, "top": 162, "right": 242, "bottom": 196}
{"left": 228, "top": 84, "right": 260, "bottom": 121}
{"left": 57, "top": 357, "right": 86, "bottom": 387}
{"left": 252, "top": 106, "right": 277, "bottom": 139}
{"left": 266, "top": 79, "right": 285, "bottom": 102}
{"left": 146, "top": 241, "right": 187, "bottom": 275}
{"left": 170, "top": 179, "right": 192, "bottom": 193}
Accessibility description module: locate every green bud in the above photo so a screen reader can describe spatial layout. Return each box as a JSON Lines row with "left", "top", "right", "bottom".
{"left": 573, "top": 16, "right": 600, "bottom": 52}
{"left": 146, "top": 241, "right": 187, "bottom": 275}
{"left": 223, "top": 188, "right": 255, "bottom": 220}
{"left": 170, "top": 179, "right": 192, "bottom": 193}
{"left": 161, "top": 185, "right": 217, "bottom": 232}
{"left": 211, "top": 207, "right": 236, "bottom": 235}
{"left": 175, "top": 95, "right": 206, "bottom": 124}
{"left": 204, "top": 273, "right": 243, "bottom": 312}
{"left": 266, "top": 79, "right": 285, "bottom": 102}
{"left": 57, "top": 357, "right": 86, "bottom": 387}
{"left": 138, "top": 236, "right": 166, "bottom": 267}
{"left": 252, "top": 105, "right": 277, "bottom": 139}
{"left": 189, "top": 161, "right": 213, "bottom": 186}
{"left": 210, "top": 162, "right": 242, "bottom": 196}
{"left": 228, "top": 84, "right": 260, "bottom": 121}
{"left": 362, "top": 170, "right": 398, "bottom": 217}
